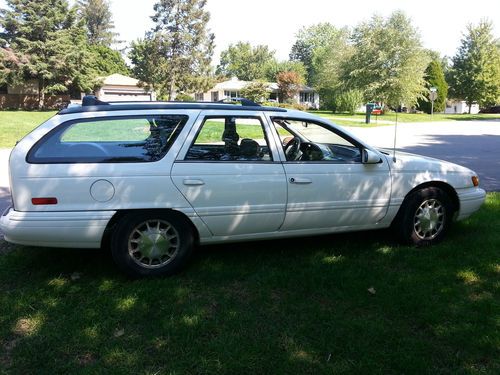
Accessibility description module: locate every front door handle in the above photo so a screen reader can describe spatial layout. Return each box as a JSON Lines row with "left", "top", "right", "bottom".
{"left": 183, "top": 179, "right": 205, "bottom": 186}
{"left": 289, "top": 177, "right": 312, "bottom": 184}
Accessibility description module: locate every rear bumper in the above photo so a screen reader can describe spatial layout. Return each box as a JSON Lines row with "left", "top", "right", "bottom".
{"left": 456, "top": 187, "right": 486, "bottom": 221}
{"left": 0, "top": 209, "right": 115, "bottom": 248}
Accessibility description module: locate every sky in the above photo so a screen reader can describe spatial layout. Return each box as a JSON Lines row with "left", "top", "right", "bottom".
{"left": 1, "top": 0, "right": 499, "bottom": 65}
{"left": 110, "top": 0, "right": 500, "bottom": 64}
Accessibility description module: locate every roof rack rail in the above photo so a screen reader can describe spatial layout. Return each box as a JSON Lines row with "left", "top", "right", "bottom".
{"left": 59, "top": 96, "right": 287, "bottom": 114}
{"left": 217, "top": 98, "right": 260, "bottom": 107}
{"left": 82, "top": 95, "right": 110, "bottom": 106}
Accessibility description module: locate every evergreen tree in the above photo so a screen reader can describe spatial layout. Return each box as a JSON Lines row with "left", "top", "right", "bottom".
{"left": 78, "top": 0, "right": 118, "bottom": 46}
{"left": 417, "top": 59, "right": 448, "bottom": 114}
{"left": 0, "top": 0, "right": 94, "bottom": 108}
{"left": 346, "top": 11, "right": 429, "bottom": 108}
{"left": 448, "top": 20, "right": 500, "bottom": 111}
{"left": 130, "top": 0, "right": 215, "bottom": 100}
{"left": 88, "top": 44, "right": 130, "bottom": 76}
{"left": 216, "top": 42, "right": 276, "bottom": 81}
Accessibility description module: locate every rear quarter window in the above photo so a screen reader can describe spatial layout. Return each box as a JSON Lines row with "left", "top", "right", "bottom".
{"left": 27, "top": 115, "right": 188, "bottom": 163}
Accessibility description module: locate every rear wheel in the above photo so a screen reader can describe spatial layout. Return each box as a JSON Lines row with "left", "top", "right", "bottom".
{"left": 111, "top": 211, "right": 194, "bottom": 278}
{"left": 395, "top": 187, "right": 454, "bottom": 246}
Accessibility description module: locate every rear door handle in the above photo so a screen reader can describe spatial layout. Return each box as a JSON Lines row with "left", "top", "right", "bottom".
{"left": 183, "top": 179, "right": 205, "bottom": 186}
{"left": 289, "top": 177, "right": 312, "bottom": 184}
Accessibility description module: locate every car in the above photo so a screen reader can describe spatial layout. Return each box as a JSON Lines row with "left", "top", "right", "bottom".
{"left": 1, "top": 96, "right": 486, "bottom": 277}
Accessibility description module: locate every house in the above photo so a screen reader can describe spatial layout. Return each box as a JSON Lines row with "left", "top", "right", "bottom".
{"left": 445, "top": 99, "right": 480, "bottom": 114}
{"left": 0, "top": 78, "right": 69, "bottom": 109}
{"left": 0, "top": 73, "right": 154, "bottom": 109}
{"left": 193, "top": 77, "right": 320, "bottom": 109}
{"left": 91, "top": 73, "right": 155, "bottom": 102}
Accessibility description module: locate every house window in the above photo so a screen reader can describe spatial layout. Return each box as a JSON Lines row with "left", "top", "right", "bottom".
{"left": 0, "top": 84, "right": 7, "bottom": 94}
{"left": 299, "top": 92, "right": 314, "bottom": 103}
{"left": 195, "top": 93, "right": 204, "bottom": 101}
{"left": 224, "top": 91, "right": 240, "bottom": 99}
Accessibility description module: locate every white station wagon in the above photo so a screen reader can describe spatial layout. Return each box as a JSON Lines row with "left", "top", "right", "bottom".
{"left": 1, "top": 97, "right": 485, "bottom": 277}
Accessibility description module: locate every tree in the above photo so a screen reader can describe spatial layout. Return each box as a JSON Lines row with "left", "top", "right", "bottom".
{"left": 216, "top": 42, "right": 275, "bottom": 81}
{"left": 332, "top": 89, "right": 364, "bottom": 114}
{"left": 276, "top": 71, "right": 304, "bottom": 102}
{"left": 88, "top": 44, "right": 130, "bottom": 76}
{"left": 264, "top": 60, "right": 306, "bottom": 83}
{"left": 346, "top": 11, "right": 429, "bottom": 108}
{"left": 290, "top": 23, "right": 350, "bottom": 87}
{"left": 78, "top": 0, "right": 117, "bottom": 46}
{"left": 130, "top": 0, "right": 215, "bottom": 100}
{"left": 448, "top": 20, "right": 500, "bottom": 112}
{"left": 417, "top": 58, "right": 448, "bottom": 113}
{"left": 290, "top": 23, "right": 351, "bottom": 109}
{"left": 240, "top": 81, "right": 270, "bottom": 102}
{"left": 0, "top": 0, "right": 95, "bottom": 108}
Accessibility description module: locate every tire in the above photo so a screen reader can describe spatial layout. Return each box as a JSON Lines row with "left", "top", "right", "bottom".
{"left": 110, "top": 211, "right": 194, "bottom": 278}
{"left": 394, "top": 187, "right": 454, "bottom": 246}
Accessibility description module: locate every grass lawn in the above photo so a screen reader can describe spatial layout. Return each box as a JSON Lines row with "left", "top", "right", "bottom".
{"left": 0, "top": 110, "right": 57, "bottom": 148}
{"left": 313, "top": 111, "right": 500, "bottom": 126}
{"left": 0, "top": 193, "right": 498, "bottom": 374}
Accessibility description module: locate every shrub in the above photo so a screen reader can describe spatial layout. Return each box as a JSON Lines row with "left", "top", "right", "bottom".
{"left": 175, "top": 93, "right": 194, "bottom": 102}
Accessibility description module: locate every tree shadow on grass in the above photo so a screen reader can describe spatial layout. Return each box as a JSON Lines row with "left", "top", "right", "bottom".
{"left": 0, "top": 198, "right": 498, "bottom": 374}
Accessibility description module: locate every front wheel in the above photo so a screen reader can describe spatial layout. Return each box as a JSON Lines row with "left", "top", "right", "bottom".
{"left": 394, "top": 187, "right": 454, "bottom": 246}
{"left": 110, "top": 211, "right": 194, "bottom": 278}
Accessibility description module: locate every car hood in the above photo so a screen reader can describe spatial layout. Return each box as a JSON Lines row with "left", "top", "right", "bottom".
{"left": 380, "top": 149, "right": 475, "bottom": 175}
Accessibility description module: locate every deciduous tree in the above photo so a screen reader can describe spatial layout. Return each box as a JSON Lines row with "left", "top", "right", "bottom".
{"left": 448, "top": 20, "right": 500, "bottom": 111}
{"left": 276, "top": 71, "right": 304, "bottom": 102}
{"left": 216, "top": 42, "right": 275, "bottom": 81}
{"left": 345, "top": 11, "right": 429, "bottom": 108}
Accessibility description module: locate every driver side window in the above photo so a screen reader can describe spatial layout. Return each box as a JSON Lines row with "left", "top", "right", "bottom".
{"left": 272, "top": 118, "right": 362, "bottom": 163}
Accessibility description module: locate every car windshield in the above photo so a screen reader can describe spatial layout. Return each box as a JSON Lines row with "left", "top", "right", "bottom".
{"left": 273, "top": 118, "right": 355, "bottom": 146}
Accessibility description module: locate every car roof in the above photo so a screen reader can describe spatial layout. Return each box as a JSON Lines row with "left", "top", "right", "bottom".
{"left": 59, "top": 96, "right": 288, "bottom": 115}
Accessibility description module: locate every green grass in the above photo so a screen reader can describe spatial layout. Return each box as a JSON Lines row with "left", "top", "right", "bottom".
{"left": 313, "top": 111, "right": 500, "bottom": 126}
{"left": 0, "top": 110, "right": 57, "bottom": 148}
{"left": 0, "top": 193, "right": 498, "bottom": 374}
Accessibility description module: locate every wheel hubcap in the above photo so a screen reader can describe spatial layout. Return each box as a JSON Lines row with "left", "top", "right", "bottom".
{"left": 413, "top": 199, "right": 445, "bottom": 240}
{"left": 128, "top": 220, "right": 179, "bottom": 269}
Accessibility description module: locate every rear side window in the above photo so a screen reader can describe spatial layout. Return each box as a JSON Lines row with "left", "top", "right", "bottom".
{"left": 27, "top": 115, "right": 188, "bottom": 163}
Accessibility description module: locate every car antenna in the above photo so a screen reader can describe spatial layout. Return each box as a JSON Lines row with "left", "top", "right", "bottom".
{"left": 392, "top": 104, "right": 399, "bottom": 162}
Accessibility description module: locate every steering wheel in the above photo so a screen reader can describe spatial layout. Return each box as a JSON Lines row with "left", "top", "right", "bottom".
{"left": 284, "top": 136, "right": 302, "bottom": 161}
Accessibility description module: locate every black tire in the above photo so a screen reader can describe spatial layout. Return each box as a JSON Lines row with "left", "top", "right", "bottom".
{"left": 110, "top": 211, "right": 194, "bottom": 278}
{"left": 394, "top": 187, "right": 454, "bottom": 246}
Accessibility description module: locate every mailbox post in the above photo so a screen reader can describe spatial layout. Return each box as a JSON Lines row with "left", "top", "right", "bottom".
{"left": 365, "top": 103, "right": 375, "bottom": 124}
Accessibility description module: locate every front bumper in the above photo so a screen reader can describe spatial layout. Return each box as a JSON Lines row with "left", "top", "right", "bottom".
{"left": 0, "top": 208, "right": 116, "bottom": 248}
{"left": 456, "top": 187, "right": 486, "bottom": 221}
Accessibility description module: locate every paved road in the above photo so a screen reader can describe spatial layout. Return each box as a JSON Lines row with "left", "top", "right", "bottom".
{"left": 0, "top": 120, "right": 499, "bottom": 216}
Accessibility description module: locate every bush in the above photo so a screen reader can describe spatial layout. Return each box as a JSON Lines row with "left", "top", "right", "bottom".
{"left": 240, "top": 81, "right": 270, "bottom": 103}
{"left": 332, "top": 90, "right": 364, "bottom": 114}
{"left": 175, "top": 93, "right": 194, "bottom": 102}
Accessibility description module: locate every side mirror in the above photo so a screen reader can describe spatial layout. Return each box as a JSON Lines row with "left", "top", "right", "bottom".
{"left": 362, "top": 149, "right": 382, "bottom": 164}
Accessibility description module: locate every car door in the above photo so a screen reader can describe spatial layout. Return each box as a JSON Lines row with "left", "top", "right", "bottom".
{"left": 267, "top": 116, "right": 392, "bottom": 232}
{"left": 171, "top": 111, "right": 287, "bottom": 236}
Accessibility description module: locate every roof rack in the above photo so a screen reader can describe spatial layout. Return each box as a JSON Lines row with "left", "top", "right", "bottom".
{"left": 59, "top": 95, "right": 286, "bottom": 114}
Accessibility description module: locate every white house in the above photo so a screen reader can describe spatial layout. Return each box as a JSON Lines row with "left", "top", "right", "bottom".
{"left": 92, "top": 73, "right": 155, "bottom": 102}
{"left": 445, "top": 99, "right": 480, "bottom": 114}
{"left": 193, "top": 77, "right": 320, "bottom": 108}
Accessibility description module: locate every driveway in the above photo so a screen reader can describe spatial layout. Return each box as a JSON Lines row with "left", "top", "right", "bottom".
{"left": 0, "top": 120, "right": 499, "bottom": 216}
